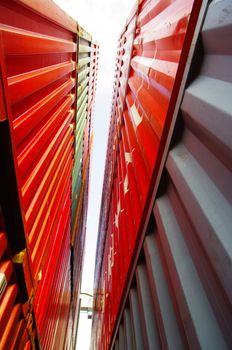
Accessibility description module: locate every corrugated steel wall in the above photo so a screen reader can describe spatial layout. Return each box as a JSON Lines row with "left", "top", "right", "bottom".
{"left": 94, "top": 4, "right": 138, "bottom": 291}
{"left": 0, "top": 1, "right": 76, "bottom": 347}
{"left": 72, "top": 26, "right": 91, "bottom": 229}
{"left": 92, "top": 0, "right": 204, "bottom": 349}
{"left": 71, "top": 26, "right": 99, "bottom": 349}
{"left": 0, "top": 207, "right": 37, "bottom": 349}
{"left": 0, "top": 1, "right": 98, "bottom": 349}
{"left": 93, "top": 0, "right": 232, "bottom": 349}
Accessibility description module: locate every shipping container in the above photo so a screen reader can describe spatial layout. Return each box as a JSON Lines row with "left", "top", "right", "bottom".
{"left": 0, "top": 0, "right": 98, "bottom": 349}
{"left": 0, "top": 207, "right": 37, "bottom": 349}
{"left": 92, "top": 0, "right": 232, "bottom": 349}
{"left": 71, "top": 24, "right": 99, "bottom": 348}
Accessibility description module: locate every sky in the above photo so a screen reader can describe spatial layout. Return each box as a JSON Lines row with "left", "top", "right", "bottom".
{"left": 54, "top": 0, "right": 135, "bottom": 348}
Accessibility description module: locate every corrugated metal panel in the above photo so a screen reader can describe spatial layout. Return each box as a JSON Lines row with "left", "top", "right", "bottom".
{"left": 86, "top": 40, "right": 99, "bottom": 154}
{"left": 71, "top": 27, "right": 99, "bottom": 350}
{"left": 14, "top": 0, "right": 77, "bottom": 33}
{"left": 93, "top": 8, "right": 139, "bottom": 337}
{"left": 72, "top": 25, "right": 91, "bottom": 230}
{"left": 0, "top": 1, "right": 98, "bottom": 347}
{"left": 33, "top": 188, "right": 72, "bottom": 347}
{"left": 0, "top": 208, "right": 35, "bottom": 349}
{"left": 0, "top": 0, "right": 76, "bottom": 284}
{"left": 92, "top": 0, "right": 203, "bottom": 348}
{"left": 107, "top": 0, "right": 232, "bottom": 349}
{"left": 0, "top": 1, "right": 81, "bottom": 348}
{"left": 71, "top": 34, "right": 98, "bottom": 246}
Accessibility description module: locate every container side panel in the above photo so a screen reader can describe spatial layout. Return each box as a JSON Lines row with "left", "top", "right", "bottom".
{"left": 93, "top": 1, "right": 232, "bottom": 349}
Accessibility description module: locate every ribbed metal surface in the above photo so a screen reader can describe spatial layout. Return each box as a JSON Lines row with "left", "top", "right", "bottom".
{"left": 72, "top": 35, "right": 98, "bottom": 244}
{"left": 0, "top": 209, "right": 35, "bottom": 349}
{"left": 92, "top": 1, "right": 202, "bottom": 348}
{"left": 0, "top": 1, "right": 76, "bottom": 285}
{"left": 33, "top": 188, "right": 72, "bottom": 348}
{"left": 110, "top": 1, "right": 232, "bottom": 349}
{"left": 128, "top": 289, "right": 145, "bottom": 350}
{"left": 0, "top": 1, "right": 98, "bottom": 349}
{"left": 71, "top": 28, "right": 99, "bottom": 350}
{"left": 85, "top": 40, "right": 99, "bottom": 157}
{"left": 0, "top": 2, "right": 76, "bottom": 344}
{"left": 94, "top": 5, "right": 138, "bottom": 288}
{"left": 72, "top": 25, "right": 91, "bottom": 232}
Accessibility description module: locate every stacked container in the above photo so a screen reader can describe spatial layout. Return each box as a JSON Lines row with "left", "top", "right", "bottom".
{"left": 71, "top": 25, "right": 99, "bottom": 347}
{"left": 92, "top": 0, "right": 232, "bottom": 349}
{"left": 0, "top": 207, "right": 37, "bottom": 349}
{"left": 0, "top": 0, "right": 98, "bottom": 349}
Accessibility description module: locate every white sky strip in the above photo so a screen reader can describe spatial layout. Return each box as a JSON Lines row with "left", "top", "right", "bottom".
{"left": 54, "top": 1, "right": 136, "bottom": 349}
